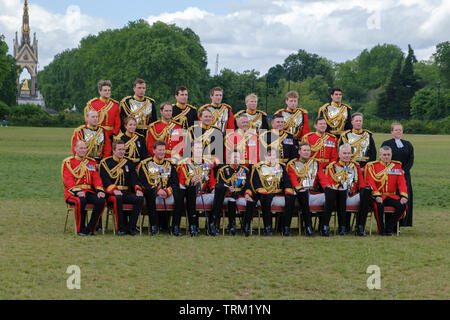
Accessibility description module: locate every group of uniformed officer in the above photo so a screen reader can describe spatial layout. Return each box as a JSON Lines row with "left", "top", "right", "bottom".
{"left": 62, "top": 79, "right": 409, "bottom": 237}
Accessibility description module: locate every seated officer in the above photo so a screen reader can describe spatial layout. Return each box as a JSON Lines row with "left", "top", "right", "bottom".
{"left": 62, "top": 141, "right": 106, "bottom": 236}
{"left": 177, "top": 140, "right": 217, "bottom": 237}
{"left": 302, "top": 117, "right": 338, "bottom": 167}
{"left": 365, "top": 146, "right": 408, "bottom": 236}
{"left": 99, "top": 140, "right": 144, "bottom": 236}
{"left": 137, "top": 140, "right": 182, "bottom": 236}
{"left": 113, "top": 116, "right": 149, "bottom": 164}
{"left": 287, "top": 142, "right": 324, "bottom": 237}
{"left": 318, "top": 144, "right": 371, "bottom": 236}
{"left": 211, "top": 149, "right": 254, "bottom": 236}
{"left": 251, "top": 148, "right": 295, "bottom": 236}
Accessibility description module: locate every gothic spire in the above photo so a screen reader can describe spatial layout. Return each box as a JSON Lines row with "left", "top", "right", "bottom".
{"left": 21, "top": 0, "right": 30, "bottom": 44}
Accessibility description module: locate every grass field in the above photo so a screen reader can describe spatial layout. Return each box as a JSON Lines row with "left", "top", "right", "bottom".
{"left": 0, "top": 127, "right": 449, "bottom": 300}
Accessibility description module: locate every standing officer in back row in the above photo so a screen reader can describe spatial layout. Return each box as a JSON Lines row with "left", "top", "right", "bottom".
{"left": 318, "top": 88, "right": 352, "bottom": 138}
{"left": 275, "top": 90, "right": 310, "bottom": 140}
{"left": 198, "top": 87, "right": 235, "bottom": 132}
{"left": 119, "top": 78, "right": 157, "bottom": 136}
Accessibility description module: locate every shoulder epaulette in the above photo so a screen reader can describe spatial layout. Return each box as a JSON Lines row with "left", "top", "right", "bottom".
{"left": 234, "top": 110, "right": 245, "bottom": 119}
{"left": 364, "top": 129, "right": 373, "bottom": 135}
{"left": 366, "top": 161, "right": 378, "bottom": 167}
{"left": 341, "top": 130, "right": 351, "bottom": 136}
{"left": 110, "top": 98, "right": 119, "bottom": 104}
{"left": 120, "top": 96, "right": 133, "bottom": 104}
{"left": 144, "top": 96, "right": 156, "bottom": 104}
{"left": 392, "top": 160, "right": 402, "bottom": 166}
{"left": 326, "top": 132, "right": 337, "bottom": 139}
{"left": 319, "top": 103, "right": 330, "bottom": 111}
{"left": 298, "top": 107, "right": 308, "bottom": 114}
{"left": 287, "top": 158, "right": 297, "bottom": 167}
{"left": 187, "top": 104, "right": 197, "bottom": 110}
{"left": 342, "top": 103, "right": 352, "bottom": 110}
{"left": 258, "top": 110, "right": 267, "bottom": 116}
{"left": 62, "top": 156, "right": 74, "bottom": 163}
{"left": 135, "top": 132, "right": 145, "bottom": 138}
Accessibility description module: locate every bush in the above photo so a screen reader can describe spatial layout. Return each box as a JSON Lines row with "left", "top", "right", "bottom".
{"left": 365, "top": 118, "right": 450, "bottom": 134}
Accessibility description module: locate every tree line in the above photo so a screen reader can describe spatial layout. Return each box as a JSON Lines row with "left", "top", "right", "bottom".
{"left": 1, "top": 20, "right": 449, "bottom": 125}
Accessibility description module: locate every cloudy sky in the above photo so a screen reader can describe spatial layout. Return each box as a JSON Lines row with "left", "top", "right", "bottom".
{"left": 0, "top": 0, "right": 448, "bottom": 77}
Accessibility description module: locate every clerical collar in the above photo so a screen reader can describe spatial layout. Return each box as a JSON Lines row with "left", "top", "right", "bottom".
{"left": 246, "top": 109, "right": 257, "bottom": 116}
{"left": 395, "top": 139, "right": 404, "bottom": 148}
{"left": 331, "top": 101, "right": 342, "bottom": 108}
{"left": 134, "top": 95, "right": 145, "bottom": 102}
{"left": 352, "top": 129, "right": 363, "bottom": 134}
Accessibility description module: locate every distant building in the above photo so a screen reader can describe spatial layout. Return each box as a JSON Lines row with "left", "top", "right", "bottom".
{"left": 14, "top": 0, "right": 46, "bottom": 108}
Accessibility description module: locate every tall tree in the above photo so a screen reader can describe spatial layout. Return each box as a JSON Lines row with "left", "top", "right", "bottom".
{"left": 0, "top": 35, "right": 19, "bottom": 106}
{"left": 433, "top": 41, "right": 450, "bottom": 88}
{"left": 38, "top": 20, "right": 209, "bottom": 112}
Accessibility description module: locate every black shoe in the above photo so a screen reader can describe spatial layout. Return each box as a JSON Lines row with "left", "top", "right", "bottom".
{"left": 128, "top": 229, "right": 137, "bottom": 236}
{"left": 305, "top": 226, "right": 314, "bottom": 237}
{"left": 151, "top": 226, "right": 159, "bottom": 236}
{"left": 383, "top": 232, "right": 393, "bottom": 236}
{"left": 77, "top": 232, "right": 88, "bottom": 237}
{"left": 189, "top": 225, "right": 198, "bottom": 237}
{"left": 172, "top": 225, "right": 183, "bottom": 237}
{"left": 264, "top": 226, "right": 272, "bottom": 237}
{"left": 282, "top": 226, "right": 291, "bottom": 237}
{"left": 355, "top": 225, "right": 366, "bottom": 237}
{"left": 320, "top": 226, "right": 332, "bottom": 237}
{"left": 243, "top": 224, "right": 251, "bottom": 237}
{"left": 339, "top": 226, "right": 347, "bottom": 236}
{"left": 228, "top": 223, "right": 237, "bottom": 236}
{"left": 89, "top": 231, "right": 96, "bottom": 236}
{"left": 95, "top": 225, "right": 103, "bottom": 232}
{"left": 208, "top": 223, "right": 218, "bottom": 236}
{"left": 117, "top": 231, "right": 127, "bottom": 236}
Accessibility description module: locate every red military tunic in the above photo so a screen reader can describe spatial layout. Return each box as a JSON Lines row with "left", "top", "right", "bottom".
{"left": 198, "top": 103, "right": 235, "bottom": 131}
{"left": 62, "top": 156, "right": 105, "bottom": 200}
{"left": 84, "top": 97, "right": 121, "bottom": 137}
{"left": 302, "top": 132, "right": 338, "bottom": 166}
{"left": 365, "top": 160, "right": 408, "bottom": 200}
{"left": 224, "top": 129, "right": 260, "bottom": 166}
{"left": 147, "top": 120, "right": 184, "bottom": 162}
{"left": 177, "top": 158, "right": 217, "bottom": 192}
{"left": 71, "top": 125, "right": 111, "bottom": 162}
{"left": 287, "top": 158, "right": 320, "bottom": 192}
{"left": 318, "top": 160, "right": 366, "bottom": 193}
{"left": 275, "top": 107, "right": 310, "bottom": 140}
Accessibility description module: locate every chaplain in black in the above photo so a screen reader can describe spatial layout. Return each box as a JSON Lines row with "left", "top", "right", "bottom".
{"left": 99, "top": 140, "right": 144, "bottom": 236}
{"left": 137, "top": 140, "right": 182, "bottom": 236}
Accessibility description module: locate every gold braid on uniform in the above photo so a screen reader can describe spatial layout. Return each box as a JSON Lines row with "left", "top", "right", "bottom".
{"left": 365, "top": 162, "right": 394, "bottom": 189}
{"left": 115, "top": 133, "right": 141, "bottom": 162}
{"left": 149, "top": 122, "right": 176, "bottom": 141}
{"left": 320, "top": 104, "right": 348, "bottom": 134}
{"left": 141, "top": 160, "right": 171, "bottom": 188}
{"left": 62, "top": 158, "right": 90, "bottom": 182}
{"left": 100, "top": 158, "right": 127, "bottom": 186}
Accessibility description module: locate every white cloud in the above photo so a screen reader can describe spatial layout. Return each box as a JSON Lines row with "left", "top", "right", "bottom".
{"left": 0, "top": 0, "right": 110, "bottom": 70}
{"left": 145, "top": 0, "right": 448, "bottom": 74}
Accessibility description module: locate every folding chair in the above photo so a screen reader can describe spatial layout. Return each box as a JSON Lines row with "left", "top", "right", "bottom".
{"left": 64, "top": 203, "right": 95, "bottom": 234}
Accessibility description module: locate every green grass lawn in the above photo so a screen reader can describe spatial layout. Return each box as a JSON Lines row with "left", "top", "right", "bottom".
{"left": 0, "top": 127, "right": 449, "bottom": 300}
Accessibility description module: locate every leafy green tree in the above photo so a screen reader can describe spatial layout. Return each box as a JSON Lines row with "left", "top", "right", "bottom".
{"left": 433, "top": 41, "right": 450, "bottom": 88}
{"left": 38, "top": 20, "right": 209, "bottom": 112}
{"left": 411, "top": 87, "right": 450, "bottom": 120}
{"left": 0, "top": 35, "right": 19, "bottom": 106}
